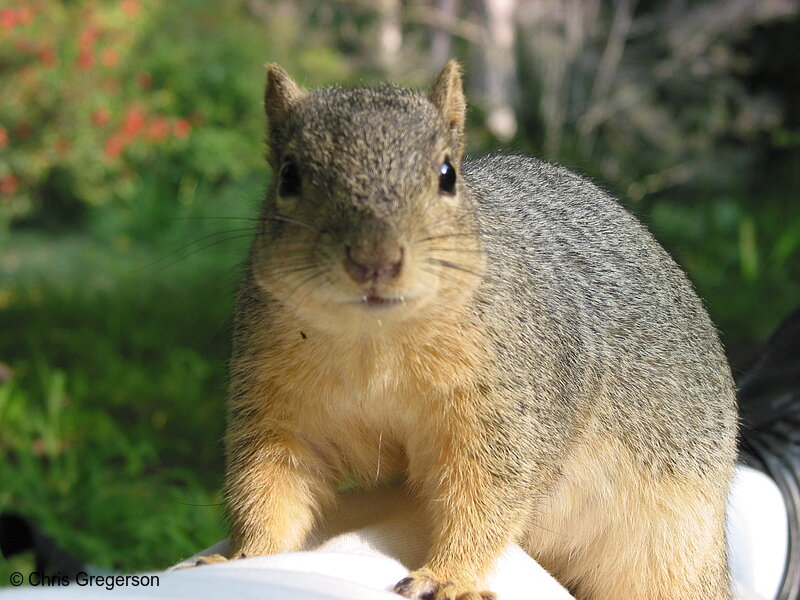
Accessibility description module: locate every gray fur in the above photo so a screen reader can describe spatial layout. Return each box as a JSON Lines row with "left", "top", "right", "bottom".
{"left": 464, "top": 154, "right": 737, "bottom": 478}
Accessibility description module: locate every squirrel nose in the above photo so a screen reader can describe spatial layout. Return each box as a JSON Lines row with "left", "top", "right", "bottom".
{"left": 344, "top": 245, "right": 404, "bottom": 284}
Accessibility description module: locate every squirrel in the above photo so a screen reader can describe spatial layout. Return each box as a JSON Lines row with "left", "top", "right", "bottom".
{"left": 220, "top": 60, "right": 739, "bottom": 600}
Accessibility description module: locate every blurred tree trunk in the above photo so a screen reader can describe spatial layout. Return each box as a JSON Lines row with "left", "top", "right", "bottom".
{"left": 431, "top": 0, "right": 459, "bottom": 68}
{"left": 378, "top": 0, "right": 403, "bottom": 74}
{"left": 474, "top": 0, "right": 518, "bottom": 141}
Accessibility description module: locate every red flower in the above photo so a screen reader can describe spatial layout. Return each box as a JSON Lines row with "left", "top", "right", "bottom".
{"left": 122, "top": 0, "right": 140, "bottom": 16}
{"left": 17, "top": 5, "right": 34, "bottom": 25}
{"left": 0, "top": 126, "right": 7, "bottom": 148}
{"left": 78, "top": 27, "right": 97, "bottom": 53}
{"left": 92, "top": 107, "right": 111, "bottom": 127}
{"left": 104, "top": 134, "right": 125, "bottom": 159}
{"left": 77, "top": 51, "right": 95, "bottom": 70}
{"left": 173, "top": 118, "right": 191, "bottom": 139}
{"left": 146, "top": 116, "right": 170, "bottom": 142}
{"left": 101, "top": 47, "right": 120, "bottom": 68}
{"left": 0, "top": 9, "right": 18, "bottom": 30}
{"left": 0, "top": 174, "right": 18, "bottom": 195}
{"left": 123, "top": 107, "right": 145, "bottom": 136}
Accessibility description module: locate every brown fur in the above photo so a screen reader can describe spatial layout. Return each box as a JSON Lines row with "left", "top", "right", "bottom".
{"left": 527, "top": 438, "right": 730, "bottom": 599}
{"left": 220, "top": 60, "right": 738, "bottom": 600}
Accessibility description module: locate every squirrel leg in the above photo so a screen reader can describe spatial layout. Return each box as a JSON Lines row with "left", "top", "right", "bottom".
{"left": 568, "top": 487, "right": 731, "bottom": 600}
{"left": 397, "top": 430, "right": 524, "bottom": 600}
{"left": 225, "top": 434, "right": 333, "bottom": 558}
{"left": 526, "top": 440, "right": 732, "bottom": 600}
{"left": 563, "top": 509, "right": 731, "bottom": 600}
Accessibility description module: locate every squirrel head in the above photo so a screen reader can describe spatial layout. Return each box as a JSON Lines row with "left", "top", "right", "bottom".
{"left": 252, "top": 61, "right": 484, "bottom": 333}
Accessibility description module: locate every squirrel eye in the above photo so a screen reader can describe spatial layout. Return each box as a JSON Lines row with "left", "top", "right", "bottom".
{"left": 438, "top": 158, "right": 456, "bottom": 195}
{"left": 278, "top": 159, "right": 301, "bottom": 197}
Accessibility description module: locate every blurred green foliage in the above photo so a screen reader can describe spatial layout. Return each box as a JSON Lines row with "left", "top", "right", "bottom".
{"left": 0, "top": 186, "right": 262, "bottom": 574}
{"left": 0, "top": 0, "right": 798, "bottom": 582}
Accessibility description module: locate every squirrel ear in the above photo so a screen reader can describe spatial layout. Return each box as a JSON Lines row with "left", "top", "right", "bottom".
{"left": 428, "top": 59, "right": 466, "bottom": 158}
{"left": 264, "top": 63, "right": 305, "bottom": 161}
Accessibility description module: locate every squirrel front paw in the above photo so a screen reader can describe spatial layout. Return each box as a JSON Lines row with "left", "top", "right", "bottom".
{"left": 393, "top": 569, "right": 496, "bottom": 600}
{"left": 194, "top": 552, "right": 248, "bottom": 566}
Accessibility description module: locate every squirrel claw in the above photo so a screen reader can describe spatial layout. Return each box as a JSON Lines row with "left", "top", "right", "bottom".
{"left": 194, "top": 552, "right": 247, "bottom": 566}
{"left": 394, "top": 573, "right": 438, "bottom": 599}
{"left": 194, "top": 554, "right": 228, "bottom": 566}
{"left": 393, "top": 570, "right": 496, "bottom": 600}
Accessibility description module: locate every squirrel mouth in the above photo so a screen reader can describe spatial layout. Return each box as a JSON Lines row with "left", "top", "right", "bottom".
{"left": 356, "top": 293, "right": 407, "bottom": 309}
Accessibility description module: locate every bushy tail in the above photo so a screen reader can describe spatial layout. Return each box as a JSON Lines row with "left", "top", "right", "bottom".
{"left": 738, "top": 307, "right": 800, "bottom": 600}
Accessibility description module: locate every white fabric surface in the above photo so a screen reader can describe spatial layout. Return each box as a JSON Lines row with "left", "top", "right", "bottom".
{"left": 1, "top": 466, "right": 787, "bottom": 599}
{"left": 727, "top": 466, "right": 788, "bottom": 600}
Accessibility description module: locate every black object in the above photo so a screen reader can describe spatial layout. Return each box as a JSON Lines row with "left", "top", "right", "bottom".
{"left": 738, "top": 307, "right": 800, "bottom": 600}
{"left": 0, "top": 512, "right": 86, "bottom": 579}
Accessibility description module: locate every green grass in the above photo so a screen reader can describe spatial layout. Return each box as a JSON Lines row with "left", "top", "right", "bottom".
{"left": 0, "top": 179, "right": 264, "bottom": 581}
